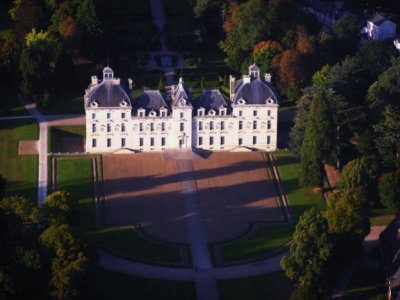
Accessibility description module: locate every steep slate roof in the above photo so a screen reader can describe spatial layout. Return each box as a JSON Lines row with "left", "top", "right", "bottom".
{"left": 370, "top": 13, "right": 393, "bottom": 26}
{"left": 86, "top": 80, "right": 131, "bottom": 108}
{"left": 233, "top": 78, "right": 278, "bottom": 105}
{"left": 194, "top": 89, "right": 228, "bottom": 113}
{"left": 172, "top": 78, "right": 191, "bottom": 106}
{"left": 134, "top": 90, "right": 168, "bottom": 112}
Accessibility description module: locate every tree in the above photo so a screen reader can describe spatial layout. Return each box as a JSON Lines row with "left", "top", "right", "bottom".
{"left": 289, "top": 88, "right": 312, "bottom": 157}
{"left": 373, "top": 105, "right": 400, "bottom": 168}
{"left": 332, "top": 14, "right": 361, "bottom": 56}
{"left": 252, "top": 40, "right": 282, "bottom": 74}
{"left": 274, "top": 49, "right": 305, "bottom": 96}
{"left": 338, "top": 157, "right": 375, "bottom": 190}
{"left": 300, "top": 89, "right": 335, "bottom": 186}
{"left": 19, "top": 29, "right": 60, "bottom": 100}
{"left": 281, "top": 208, "right": 333, "bottom": 293}
{"left": 379, "top": 171, "right": 400, "bottom": 210}
{"left": 42, "top": 191, "right": 79, "bottom": 227}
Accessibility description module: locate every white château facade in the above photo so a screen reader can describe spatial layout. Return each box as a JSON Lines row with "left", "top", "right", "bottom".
{"left": 85, "top": 65, "right": 278, "bottom": 153}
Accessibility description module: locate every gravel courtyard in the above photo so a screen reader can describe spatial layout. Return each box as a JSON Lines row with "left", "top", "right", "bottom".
{"left": 102, "top": 152, "right": 283, "bottom": 244}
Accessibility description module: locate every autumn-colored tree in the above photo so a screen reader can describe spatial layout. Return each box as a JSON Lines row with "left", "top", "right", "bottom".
{"left": 252, "top": 40, "right": 282, "bottom": 74}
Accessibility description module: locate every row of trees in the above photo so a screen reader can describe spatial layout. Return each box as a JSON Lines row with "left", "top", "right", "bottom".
{"left": 0, "top": 190, "right": 95, "bottom": 299}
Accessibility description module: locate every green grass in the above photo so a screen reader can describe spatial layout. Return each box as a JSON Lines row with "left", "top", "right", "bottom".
{"left": 56, "top": 158, "right": 182, "bottom": 264}
{"left": 370, "top": 207, "right": 396, "bottom": 226}
{"left": 220, "top": 225, "right": 293, "bottom": 262}
{"left": 276, "top": 154, "right": 325, "bottom": 221}
{"left": 48, "top": 126, "right": 85, "bottom": 153}
{"left": 0, "top": 119, "right": 38, "bottom": 202}
{"left": 342, "top": 268, "right": 387, "bottom": 299}
{"left": 218, "top": 271, "right": 293, "bottom": 300}
{"left": 90, "top": 267, "right": 196, "bottom": 300}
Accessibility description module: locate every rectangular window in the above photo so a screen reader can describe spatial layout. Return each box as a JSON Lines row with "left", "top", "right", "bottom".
{"left": 199, "top": 121, "right": 203, "bottom": 131}
{"left": 199, "top": 137, "right": 203, "bottom": 145}
{"left": 239, "top": 138, "right": 243, "bottom": 145}
{"left": 139, "top": 111, "right": 144, "bottom": 117}
{"left": 210, "top": 136, "right": 214, "bottom": 145}
{"left": 161, "top": 137, "right": 166, "bottom": 146}
{"left": 253, "top": 120, "right": 257, "bottom": 130}
{"left": 220, "top": 136, "right": 225, "bottom": 145}
{"left": 92, "top": 123, "right": 96, "bottom": 133}
{"left": 161, "top": 122, "right": 165, "bottom": 131}
{"left": 121, "top": 112, "right": 125, "bottom": 118}
{"left": 220, "top": 109, "right": 225, "bottom": 116}
{"left": 107, "top": 124, "right": 111, "bottom": 132}
{"left": 150, "top": 123, "right": 154, "bottom": 131}
{"left": 267, "top": 110, "right": 271, "bottom": 116}
{"left": 107, "top": 138, "right": 111, "bottom": 147}
{"left": 267, "top": 136, "right": 271, "bottom": 144}
{"left": 121, "top": 123, "right": 126, "bottom": 132}
{"left": 139, "top": 123, "right": 143, "bottom": 131}
{"left": 267, "top": 120, "right": 271, "bottom": 129}
{"left": 92, "top": 113, "right": 95, "bottom": 119}
{"left": 239, "top": 110, "right": 243, "bottom": 117}
{"left": 180, "top": 112, "right": 184, "bottom": 118}
{"left": 253, "top": 110, "right": 257, "bottom": 116}
{"left": 92, "top": 139, "right": 96, "bottom": 147}
{"left": 210, "top": 121, "right": 214, "bottom": 130}
{"left": 150, "top": 138, "right": 154, "bottom": 146}
{"left": 107, "top": 112, "right": 111, "bottom": 119}
{"left": 161, "top": 111, "right": 166, "bottom": 117}
{"left": 221, "top": 121, "right": 225, "bottom": 130}
{"left": 239, "top": 121, "right": 243, "bottom": 130}
{"left": 121, "top": 138, "right": 126, "bottom": 147}
{"left": 180, "top": 123, "right": 184, "bottom": 132}
{"left": 253, "top": 136, "right": 257, "bottom": 145}
{"left": 139, "top": 138, "right": 144, "bottom": 147}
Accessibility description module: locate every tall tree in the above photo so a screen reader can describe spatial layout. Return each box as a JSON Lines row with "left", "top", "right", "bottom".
{"left": 338, "top": 157, "right": 376, "bottom": 190}
{"left": 281, "top": 208, "right": 333, "bottom": 294}
{"left": 378, "top": 171, "right": 400, "bottom": 210}
{"left": 300, "top": 89, "right": 335, "bottom": 187}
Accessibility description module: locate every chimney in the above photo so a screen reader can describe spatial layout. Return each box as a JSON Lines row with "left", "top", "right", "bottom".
{"left": 91, "top": 75, "right": 98, "bottom": 85}
{"left": 265, "top": 73, "right": 272, "bottom": 83}
{"left": 242, "top": 75, "right": 251, "bottom": 84}
{"left": 229, "top": 75, "right": 236, "bottom": 101}
{"left": 128, "top": 78, "right": 133, "bottom": 90}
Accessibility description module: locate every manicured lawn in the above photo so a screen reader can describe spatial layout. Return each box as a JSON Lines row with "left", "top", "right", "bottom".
{"left": 218, "top": 271, "right": 293, "bottom": 300}
{"left": 370, "top": 208, "right": 396, "bottom": 226}
{"left": 342, "top": 268, "right": 387, "bottom": 299}
{"left": 0, "top": 119, "right": 38, "bottom": 202}
{"left": 48, "top": 125, "right": 85, "bottom": 153}
{"left": 91, "top": 267, "right": 196, "bottom": 300}
{"left": 275, "top": 154, "right": 325, "bottom": 221}
{"left": 220, "top": 225, "right": 293, "bottom": 263}
{"left": 56, "top": 158, "right": 183, "bottom": 264}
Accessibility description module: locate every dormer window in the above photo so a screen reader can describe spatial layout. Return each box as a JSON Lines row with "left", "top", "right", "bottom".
{"left": 91, "top": 101, "right": 98, "bottom": 108}
{"left": 149, "top": 110, "right": 156, "bottom": 117}
{"left": 160, "top": 109, "right": 166, "bottom": 117}
{"left": 238, "top": 98, "right": 246, "bottom": 105}
{"left": 138, "top": 109, "right": 145, "bottom": 117}
{"left": 120, "top": 100, "right": 127, "bottom": 107}
{"left": 266, "top": 97, "right": 274, "bottom": 104}
{"left": 209, "top": 109, "right": 216, "bottom": 116}
{"left": 179, "top": 99, "right": 186, "bottom": 106}
{"left": 220, "top": 108, "right": 226, "bottom": 116}
{"left": 198, "top": 108, "right": 205, "bottom": 116}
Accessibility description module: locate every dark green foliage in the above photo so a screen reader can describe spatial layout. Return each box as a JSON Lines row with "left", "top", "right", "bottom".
{"left": 378, "top": 171, "right": 400, "bottom": 210}
{"left": 289, "top": 88, "right": 312, "bottom": 157}
{"left": 300, "top": 89, "right": 335, "bottom": 186}
{"left": 289, "top": 285, "right": 318, "bottom": 300}
{"left": 42, "top": 190, "right": 79, "bottom": 227}
{"left": 281, "top": 208, "right": 333, "bottom": 293}
{"left": 332, "top": 14, "right": 361, "bottom": 56}
{"left": 338, "top": 157, "right": 376, "bottom": 189}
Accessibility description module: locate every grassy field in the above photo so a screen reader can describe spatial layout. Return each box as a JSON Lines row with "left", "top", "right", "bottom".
{"left": 342, "top": 268, "right": 387, "bottom": 299}
{"left": 370, "top": 207, "right": 396, "bottom": 226}
{"left": 218, "top": 153, "right": 324, "bottom": 263}
{"left": 0, "top": 119, "right": 38, "bottom": 202}
{"left": 218, "top": 271, "right": 293, "bottom": 300}
{"left": 90, "top": 267, "right": 196, "bottom": 300}
{"left": 48, "top": 126, "right": 85, "bottom": 153}
{"left": 56, "top": 158, "right": 182, "bottom": 264}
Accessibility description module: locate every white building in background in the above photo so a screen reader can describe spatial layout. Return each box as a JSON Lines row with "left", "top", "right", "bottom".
{"left": 365, "top": 13, "right": 396, "bottom": 40}
{"left": 84, "top": 64, "right": 278, "bottom": 153}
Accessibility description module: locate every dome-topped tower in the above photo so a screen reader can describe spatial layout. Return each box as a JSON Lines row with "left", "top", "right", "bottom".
{"left": 249, "top": 63, "right": 260, "bottom": 79}
{"left": 103, "top": 66, "right": 114, "bottom": 80}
